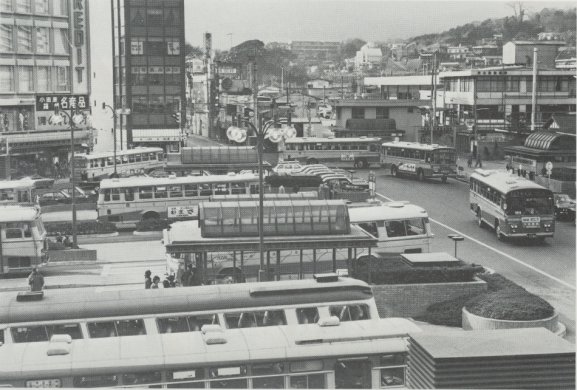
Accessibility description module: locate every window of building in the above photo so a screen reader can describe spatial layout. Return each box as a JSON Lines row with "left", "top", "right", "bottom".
{"left": 132, "top": 95, "right": 148, "bottom": 113}
{"left": 149, "top": 95, "right": 165, "bottom": 113}
{"left": 0, "top": 24, "right": 13, "bottom": 51}
{"left": 54, "top": 28, "right": 69, "bottom": 54}
{"left": 36, "top": 27, "right": 49, "bottom": 53}
{"left": 35, "top": 0, "right": 48, "bottom": 13}
{"left": 146, "top": 8, "right": 163, "bottom": 25}
{"left": 53, "top": 0, "right": 68, "bottom": 16}
{"left": 19, "top": 66, "right": 33, "bottom": 92}
{"left": 1, "top": 0, "right": 12, "bottom": 11}
{"left": 17, "top": 25, "right": 32, "bottom": 52}
{"left": 130, "top": 7, "right": 146, "bottom": 25}
{"left": 16, "top": 0, "right": 32, "bottom": 13}
{"left": 505, "top": 76, "right": 520, "bottom": 92}
{"left": 148, "top": 66, "right": 163, "bottom": 85}
{"left": 145, "top": 40, "right": 164, "bottom": 56}
{"left": 476, "top": 77, "right": 490, "bottom": 92}
{"left": 165, "top": 95, "right": 180, "bottom": 113}
{"left": 167, "top": 41, "right": 180, "bottom": 56}
{"left": 164, "top": 7, "right": 179, "bottom": 25}
{"left": 351, "top": 107, "right": 365, "bottom": 119}
{"left": 56, "top": 66, "right": 69, "bottom": 91}
{"left": 376, "top": 107, "right": 389, "bottom": 119}
{"left": 130, "top": 37, "right": 144, "bottom": 55}
{"left": 131, "top": 66, "right": 146, "bottom": 85}
{"left": 165, "top": 66, "right": 180, "bottom": 85}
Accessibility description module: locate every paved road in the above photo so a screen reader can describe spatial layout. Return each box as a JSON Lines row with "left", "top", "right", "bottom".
{"left": 355, "top": 168, "right": 576, "bottom": 343}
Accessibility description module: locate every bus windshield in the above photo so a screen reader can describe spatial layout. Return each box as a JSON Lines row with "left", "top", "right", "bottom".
{"left": 431, "top": 150, "right": 456, "bottom": 164}
{"left": 505, "top": 196, "right": 553, "bottom": 216}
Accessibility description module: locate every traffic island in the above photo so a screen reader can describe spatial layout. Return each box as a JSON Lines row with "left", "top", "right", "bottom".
{"left": 47, "top": 248, "right": 97, "bottom": 262}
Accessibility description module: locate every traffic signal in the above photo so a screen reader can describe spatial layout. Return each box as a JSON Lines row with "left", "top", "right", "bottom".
{"left": 172, "top": 112, "right": 181, "bottom": 124}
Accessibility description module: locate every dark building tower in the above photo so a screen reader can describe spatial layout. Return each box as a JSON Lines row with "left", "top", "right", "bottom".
{"left": 111, "top": 0, "right": 185, "bottom": 152}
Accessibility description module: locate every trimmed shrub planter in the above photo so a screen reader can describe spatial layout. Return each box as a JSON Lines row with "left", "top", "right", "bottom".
{"left": 47, "top": 249, "right": 97, "bottom": 262}
{"left": 45, "top": 220, "right": 117, "bottom": 236}
{"left": 462, "top": 307, "right": 560, "bottom": 333}
{"left": 135, "top": 218, "right": 170, "bottom": 232}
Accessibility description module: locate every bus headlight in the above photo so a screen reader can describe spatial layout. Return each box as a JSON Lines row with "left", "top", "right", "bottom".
{"left": 433, "top": 166, "right": 440, "bottom": 172}
{"left": 509, "top": 224, "right": 518, "bottom": 229}
{"left": 543, "top": 222, "right": 552, "bottom": 228}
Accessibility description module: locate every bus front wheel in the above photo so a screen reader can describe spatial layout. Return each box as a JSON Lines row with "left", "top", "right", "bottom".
{"left": 355, "top": 159, "right": 367, "bottom": 169}
{"left": 477, "top": 210, "right": 484, "bottom": 228}
{"left": 391, "top": 166, "right": 398, "bottom": 177}
{"left": 495, "top": 221, "right": 504, "bottom": 241}
{"left": 417, "top": 169, "right": 425, "bottom": 182}
{"left": 142, "top": 212, "right": 160, "bottom": 220}
{"left": 441, "top": 176, "right": 448, "bottom": 183}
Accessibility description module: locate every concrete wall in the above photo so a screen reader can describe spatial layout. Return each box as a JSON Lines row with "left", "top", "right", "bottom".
{"left": 371, "top": 278, "right": 487, "bottom": 318}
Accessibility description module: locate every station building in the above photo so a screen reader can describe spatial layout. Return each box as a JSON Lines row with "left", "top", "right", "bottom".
{"left": 0, "top": 0, "right": 91, "bottom": 178}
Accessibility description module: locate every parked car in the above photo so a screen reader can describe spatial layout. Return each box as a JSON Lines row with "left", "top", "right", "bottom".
{"left": 272, "top": 161, "right": 303, "bottom": 175}
{"left": 318, "top": 104, "right": 332, "bottom": 119}
{"left": 18, "top": 175, "right": 54, "bottom": 189}
{"left": 553, "top": 193, "right": 576, "bottom": 221}
{"left": 39, "top": 188, "right": 91, "bottom": 206}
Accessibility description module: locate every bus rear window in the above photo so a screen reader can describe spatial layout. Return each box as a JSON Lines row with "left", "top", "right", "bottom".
{"left": 329, "top": 304, "right": 370, "bottom": 321}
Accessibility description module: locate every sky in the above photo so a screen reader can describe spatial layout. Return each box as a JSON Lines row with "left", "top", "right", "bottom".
{"left": 183, "top": 0, "right": 576, "bottom": 49}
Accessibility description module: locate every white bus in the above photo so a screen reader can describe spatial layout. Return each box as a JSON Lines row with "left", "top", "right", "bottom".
{"left": 381, "top": 141, "right": 457, "bottom": 182}
{"left": 97, "top": 173, "right": 260, "bottom": 228}
{"left": 282, "top": 137, "right": 381, "bottom": 168}
{"left": 0, "top": 180, "right": 37, "bottom": 206}
{"left": 470, "top": 169, "right": 555, "bottom": 242}
{"left": 0, "top": 205, "right": 47, "bottom": 275}
{"left": 72, "top": 147, "right": 165, "bottom": 183}
{"left": 348, "top": 201, "right": 434, "bottom": 254}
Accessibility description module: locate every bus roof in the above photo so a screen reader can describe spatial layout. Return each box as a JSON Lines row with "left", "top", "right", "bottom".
{"left": 98, "top": 173, "right": 258, "bottom": 189}
{"left": 470, "top": 169, "right": 551, "bottom": 195}
{"left": 348, "top": 202, "right": 428, "bottom": 223}
{"left": 0, "top": 277, "right": 373, "bottom": 324}
{"left": 286, "top": 137, "right": 381, "bottom": 143}
{"left": 381, "top": 141, "right": 454, "bottom": 151}
{"left": 0, "top": 205, "right": 40, "bottom": 223}
{"left": 74, "top": 147, "right": 163, "bottom": 160}
{"left": 0, "top": 319, "right": 421, "bottom": 378}
{"left": 0, "top": 180, "right": 35, "bottom": 190}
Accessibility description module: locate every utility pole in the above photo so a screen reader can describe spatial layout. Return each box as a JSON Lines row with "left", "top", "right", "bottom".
{"left": 531, "top": 48, "right": 538, "bottom": 132}
{"left": 431, "top": 51, "right": 437, "bottom": 144}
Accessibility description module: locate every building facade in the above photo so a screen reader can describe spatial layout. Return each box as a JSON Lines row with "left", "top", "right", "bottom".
{"left": 289, "top": 40, "right": 340, "bottom": 61}
{"left": 112, "top": 0, "right": 185, "bottom": 153}
{"left": 0, "top": 0, "right": 91, "bottom": 178}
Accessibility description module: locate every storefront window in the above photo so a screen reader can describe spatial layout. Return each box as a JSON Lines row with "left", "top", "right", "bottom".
{"left": 0, "top": 24, "right": 13, "bottom": 51}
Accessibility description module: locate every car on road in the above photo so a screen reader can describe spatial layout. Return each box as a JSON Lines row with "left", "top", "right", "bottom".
{"left": 39, "top": 188, "right": 92, "bottom": 206}
{"left": 272, "top": 161, "right": 303, "bottom": 175}
{"left": 18, "top": 175, "right": 54, "bottom": 189}
{"left": 553, "top": 193, "right": 576, "bottom": 221}
{"left": 318, "top": 104, "right": 332, "bottom": 119}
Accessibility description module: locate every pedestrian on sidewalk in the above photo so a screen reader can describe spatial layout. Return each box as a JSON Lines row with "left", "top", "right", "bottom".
{"left": 28, "top": 268, "right": 44, "bottom": 292}
{"left": 467, "top": 154, "right": 473, "bottom": 168}
{"left": 151, "top": 275, "right": 160, "bottom": 289}
{"left": 181, "top": 263, "right": 193, "bottom": 287}
{"left": 475, "top": 153, "right": 483, "bottom": 168}
{"left": 55, "top": 232, "right": 63, "bottom": 244}
{"left": 144, "top": 270, "right": 152, "bottom": 289}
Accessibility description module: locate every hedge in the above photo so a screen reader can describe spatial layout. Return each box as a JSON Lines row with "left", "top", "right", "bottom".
{"left": 45, "top": 220, "right": 117, "bottom": 235}
{"left": 352, "top": 256, "right": 484, "bottom": 285}
{"left": 135, "top": 218, "right": 171, "bottom": 232}
{"left": 265, "top": 175, "right": 322, "bottom": 188}
{"left": 421, "top": 273, "right": 555, "bottom": 326}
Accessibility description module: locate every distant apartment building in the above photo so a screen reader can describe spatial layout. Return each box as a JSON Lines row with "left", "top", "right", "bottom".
{"left": 448, "top": 44, "right": 470, "bottom": 60}
{"left": 112, "top": 0, "right": 186, "bottom": 152}
{"left": 538, "top": 32, "right": 564, "bottom": 41}
{"left": 0, "top": 0, "right": 91, "bottom": 177}
{"left": 354, "top": 42, "right": 382, "bottom": 68}
{"left": 289, "top": 40, "right": 340, "bottom": 61}
{"left": 364, "top": 75, "right": 441, "bottom": 101}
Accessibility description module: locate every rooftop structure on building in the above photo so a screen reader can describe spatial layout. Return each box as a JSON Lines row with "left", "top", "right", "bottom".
{"left": 503, "top": 41, "right": 566, "bottom": 68}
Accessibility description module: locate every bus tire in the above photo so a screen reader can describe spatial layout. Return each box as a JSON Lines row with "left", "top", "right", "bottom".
{"left": 477, "top": 209, "right": 484, "bottom": 228}
{"left": 441, "top": 176, "right": 448, "bottom": 183}
{"left": 355, "top": 159, "right": 367, "bottom": 169}
{"left": 495, "top": 221, "right": 504, "bottom": 241}
{"left": 307, "top": 159, "right": 318, "bottom": 165}
{"left": 391, "top": 166, "right": 398, "bottom": 177}
{"left": 142, "top": 211, "right": 160, "bottom": 220}
{"left": 417, "top": 169, "right": 425, "bottom": 182}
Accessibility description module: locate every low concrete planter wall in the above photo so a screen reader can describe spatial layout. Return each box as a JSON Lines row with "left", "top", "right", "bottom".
{"left": 371, "top": 277, "right": 487, "bottom": 318}
{"left": 47, "top": 249, "right": 97, "bottom": 262}
{"left": 133, "top": 230, "right": 163, "bottom": 237}
{"left": 462, "top": 307, "right": 559, "bottom": 332}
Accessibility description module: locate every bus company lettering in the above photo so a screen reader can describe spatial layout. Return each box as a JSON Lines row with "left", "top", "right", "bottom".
{"left": 398, "top": 163, "right": 416, "bottom": 172}
{"left": 168, "top": 206, "right": 198, "bottom": 219}
{"left": 341, "top": 153, "right": 355, "bottom": 161}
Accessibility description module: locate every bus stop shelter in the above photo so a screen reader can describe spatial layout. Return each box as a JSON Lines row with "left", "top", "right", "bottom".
{"left": 164, "top": 221, "right": 378, "bottom": 282}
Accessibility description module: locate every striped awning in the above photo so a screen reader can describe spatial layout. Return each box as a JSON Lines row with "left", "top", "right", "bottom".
{"left": 524, "top": 132, "right": 562, "bottom": 150}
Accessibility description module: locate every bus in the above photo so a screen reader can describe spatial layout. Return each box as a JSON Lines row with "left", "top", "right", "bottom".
{"left": 0, "top": 318, "right": 420, "bottom": 389}
{"left": 282, "top": 137, "right": 381, "bottom": 168}
{"left": 381, "top": 141, "right": 457, "bottom": 182}
{"left": 72, "top": 147, "right": 165, "bottom": 184}
{"left": 97, "top": 173, "right": 261, "bottom": 228}
{"left": 348, "top": 201, "right": 434, "bottom": 254}
{"left": 0, "top": 180, "right": 37, "bottom": 206}
{"left": 470, "top": 169, "right": 555, "bottom": 242}
{"left": 0, "top": 205, "right": 47, "bottom": 275}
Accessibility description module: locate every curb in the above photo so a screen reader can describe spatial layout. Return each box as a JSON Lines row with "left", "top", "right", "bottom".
{"left": 133, "top": 230, "right": 163, "bottom": 237}
{"left": 48, "top": 232, "right": 119, "bottom": 239}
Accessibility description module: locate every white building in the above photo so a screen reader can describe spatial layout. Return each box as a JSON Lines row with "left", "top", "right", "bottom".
{"left": 355, "top": 43, "right": 382, "bottom": 68}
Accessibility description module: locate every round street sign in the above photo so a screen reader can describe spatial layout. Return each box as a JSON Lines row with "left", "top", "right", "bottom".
{"left": 221, "top": 77, "right": 233, "bottom": 90}
{"left": 546, "top": 161, "right": 553, "bottom": 171}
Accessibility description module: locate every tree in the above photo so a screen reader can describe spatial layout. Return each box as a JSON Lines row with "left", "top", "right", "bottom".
{"left": 507, "top": 2, "right": 527, "bottom": 23}
{"left": 185, "top": 43, "right": 203, "bottom": 58}
{"left": 341, "top": 38, "right": 366, "bottom": 59}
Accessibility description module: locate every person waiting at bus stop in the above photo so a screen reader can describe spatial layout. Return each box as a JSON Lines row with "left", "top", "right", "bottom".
{"left": 28, "top": 268, "right": 44, "bottom": 292}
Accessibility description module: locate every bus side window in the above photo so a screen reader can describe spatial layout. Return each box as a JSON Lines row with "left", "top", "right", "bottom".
{"left": 296, "top": 308, "right": 319, "bottom": 324}
{"left": 111, "top": 189, "right": 121, "bottom": 201}
{"left": 385, "top": 220, "right": 406, "bottom": 238}
{"left": 116, "top": 319, "right": 146, "bottom": 336}
{"left": 124, "top": 188, "right": 134, "bottom": 201}
{"left": 358, "top": 222, "right": 378, "bottom": 237}
{"left": 135, "top": 153, "right": 142, "bottom": 162}
{"left": 405, "top": 218, "right": 425, "bottom": 236}
{"left": 104, "top": 189, "right": 111, "bottom": 202}
{"left": 87, "top": 322, "right": 117, "bottom": 338}
{"left": 128, "top": 154, "right": 135, "bottom": 163}
{"left": 139, "top": 187, "right": 153, "bottom": 199}
{"left": 46, "top": 323, "right": 83, "bottom": 340}
{"left": 23, "top": 223, "right": 31, "bottom": 238}
{"left": 142, "top": 153, "right": 149, "bottom": 161}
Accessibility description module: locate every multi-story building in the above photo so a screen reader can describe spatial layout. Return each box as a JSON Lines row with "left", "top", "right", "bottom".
{"left": 448, "top": 44, "right": 470, "bottom": 60}
{"left": 111, "top": 0, "right": 185, "bottom": 153}
{"left": 289, "top": 40, "right": 340, "bottom": 61}
{"left": 0, "top": 0, "right": 91, "bottom": 178}
{"left": 354, "top": 42, "right": 382, "bottom": 69}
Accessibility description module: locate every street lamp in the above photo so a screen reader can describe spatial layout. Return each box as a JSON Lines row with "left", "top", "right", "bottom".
{"left": 101, "top": 103, "right": 131, "bottom": 178}
{"left": 448, "top": 234, "right": 464, "bottom": 258}
{"left": 226, "top": 119, "right": 296, "bottom": 280}
{"left": 49, "top": 107, "right": 87, "bottom": 249}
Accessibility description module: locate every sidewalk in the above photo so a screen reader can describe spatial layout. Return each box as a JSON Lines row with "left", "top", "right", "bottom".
{"left": 455, "top": 157, "right": 507, "bottom": 183}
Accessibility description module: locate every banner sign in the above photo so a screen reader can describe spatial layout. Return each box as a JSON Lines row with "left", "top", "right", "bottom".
{"left": 36, "top": 95, "right": 89, "bottom": 111}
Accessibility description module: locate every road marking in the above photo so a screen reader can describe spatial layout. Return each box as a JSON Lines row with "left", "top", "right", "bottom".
{"left": 100, "top": 264, "right": 111, "bottom": 277}
{"left": 376, "top": 192, "right": 576, "bottom": 290}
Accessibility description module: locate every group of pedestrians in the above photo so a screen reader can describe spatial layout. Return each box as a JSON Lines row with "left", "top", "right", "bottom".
{"left": 55, "top": 232, "right": 73, "bottom": 249}
{"left": 144, "top": 264, "right": 202, "bottom": 289}
{"left": 467, "top": 153, "right": 483, "bottom": 168}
